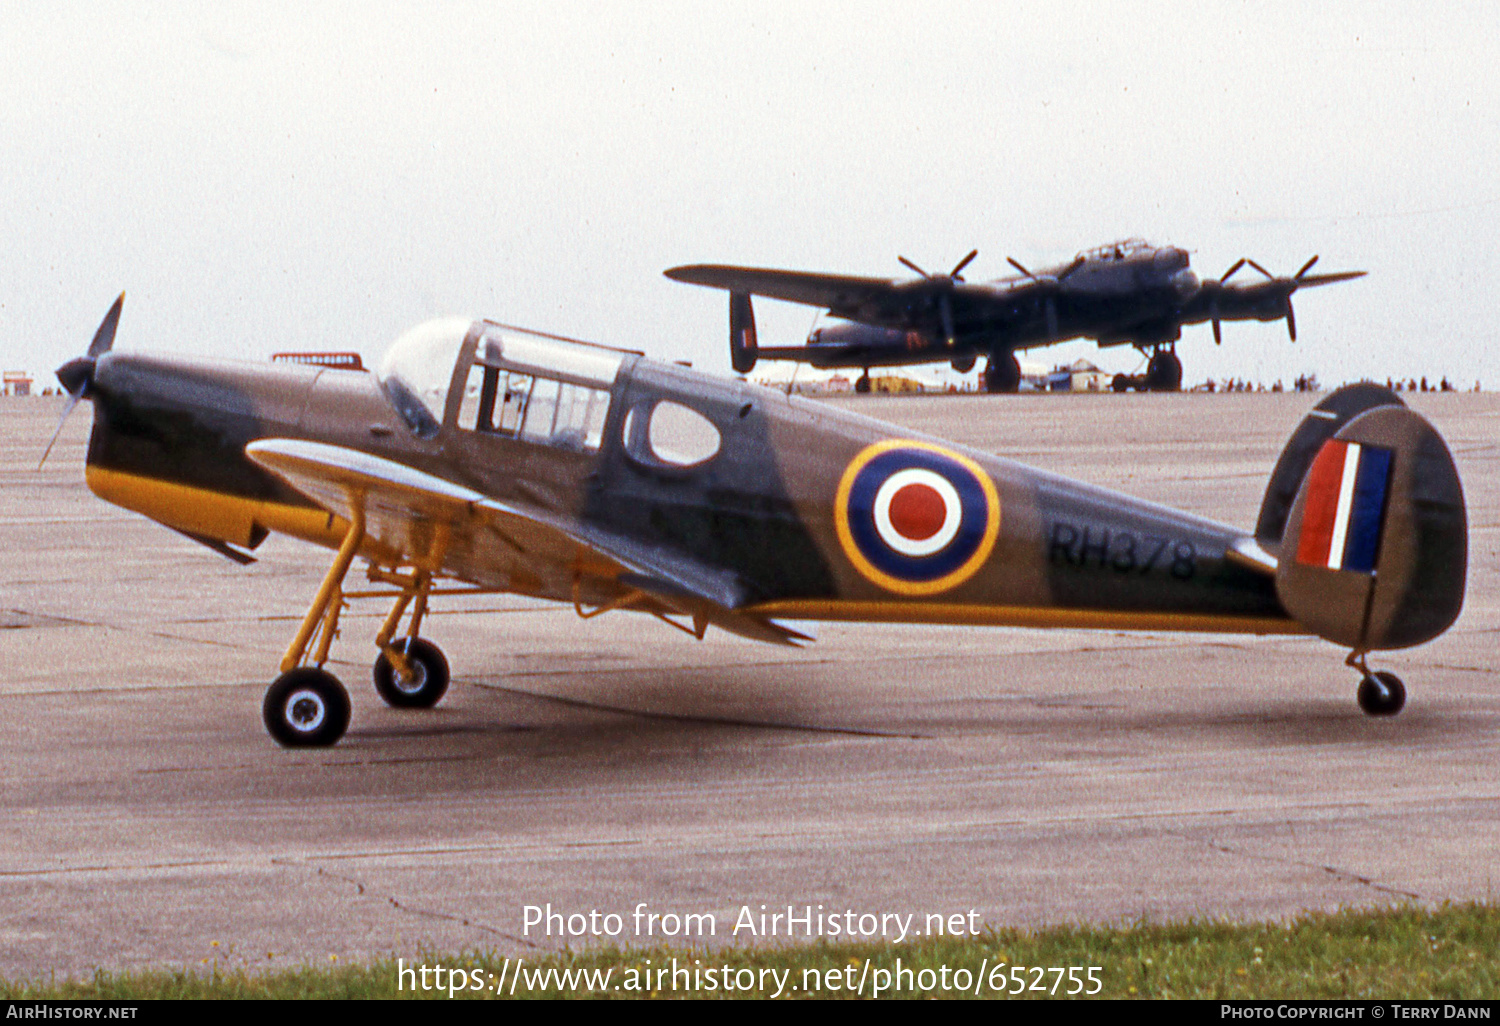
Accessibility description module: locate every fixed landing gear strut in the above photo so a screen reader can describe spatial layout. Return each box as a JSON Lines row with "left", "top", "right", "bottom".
{"left": 261, "top": 507, "right": 453, "bottom": 747}
{"left": 1347, "top": 651, "right": 1406, "bottom": 717}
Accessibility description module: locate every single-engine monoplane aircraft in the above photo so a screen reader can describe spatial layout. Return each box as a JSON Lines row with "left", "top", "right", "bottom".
{"left": 49, "top": 295, "right": 1464, "bottom": 747}
{"left": 665, "top": 241, "right": 1365, "bottom": 392}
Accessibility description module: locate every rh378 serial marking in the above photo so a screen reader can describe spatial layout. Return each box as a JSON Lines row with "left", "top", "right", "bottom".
{"left": 1048, "top": 523, "right": 1197, "bottom": 580}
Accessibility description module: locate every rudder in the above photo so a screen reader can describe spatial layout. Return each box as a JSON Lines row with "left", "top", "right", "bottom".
{"left": 729, "top": 292, "right": 758, "bottom": 374}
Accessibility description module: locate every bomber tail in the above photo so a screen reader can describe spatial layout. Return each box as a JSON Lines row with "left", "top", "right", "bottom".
{"left": 729, "top": 292, "right": 758, "bottom": 374}
{"left": 1265, "top": 384, "right": 1466, "bottom": 654}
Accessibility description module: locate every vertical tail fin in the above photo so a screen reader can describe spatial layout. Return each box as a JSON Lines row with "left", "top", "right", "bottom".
{"left": 729, "top": 292, "right": 758, "bottom": 374}
{"left": 1274, "top": 399, "right": 1466, "bottom": 651}
{"left": 1256, "top": 382, "right": 1403, "bottom": 545}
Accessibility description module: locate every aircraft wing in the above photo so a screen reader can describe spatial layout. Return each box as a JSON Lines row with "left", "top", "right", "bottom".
{"left": 665, "top": 264, "right": 901, "bottom": 312}
{"left": 666, "top": 263, "right": 1033, "bottom": 336}
{"left": 244, "top": 439, "right": 809, "bottom": 645}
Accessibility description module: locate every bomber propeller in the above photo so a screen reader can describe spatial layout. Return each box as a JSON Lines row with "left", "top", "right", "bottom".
{"left": 895, "top": 249, "right": 978, "bottom": 346}
{"left": 1006, "top": 253, "right": 1086, "bottom": 339}
{"left": 1212, "top": 256, "right": 1365, "bottom": 344}
{"left": 39, "top": 293, "right": 123, "bottom": 468}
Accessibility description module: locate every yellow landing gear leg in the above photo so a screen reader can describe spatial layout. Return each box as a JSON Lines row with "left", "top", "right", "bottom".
{"left": 365, "top": 566, "right": 450, "bottom": 709}
{"left": 262, "top": 506, "right": 366, "bottom": 747}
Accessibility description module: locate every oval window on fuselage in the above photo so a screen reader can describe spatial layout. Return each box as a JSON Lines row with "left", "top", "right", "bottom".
{"left": 623, "top": 400, "right": 721, "bottom": 467}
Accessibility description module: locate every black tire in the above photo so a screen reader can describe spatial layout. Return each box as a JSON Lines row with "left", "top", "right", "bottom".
{"left": 1357, "top": 670, "right": 1406, "bottom": 717}
{"left": 854, "top": 374, "right": 872, "bottom": 394}
{"left": 1111, "top": 373, "right": 1131, "bottom": 393}
{"left": 1145, "top": 351, "right": 1183, "bottom": 392}
{"left": 950, "top": 355, "right": 976, "bottom": 374}
{"left": 983, "top": 352, "right": 1021, "bottom": 393}
{"left": 373, "top": 637, "right": 450, "bottom": 709}
{"left": 263, "top": 668, "right": 351, "bottom": 747}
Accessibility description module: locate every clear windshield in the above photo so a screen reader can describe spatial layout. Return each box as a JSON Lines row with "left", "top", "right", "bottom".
{"left": 377, "top": 316, "right": 475, "bottom": 436}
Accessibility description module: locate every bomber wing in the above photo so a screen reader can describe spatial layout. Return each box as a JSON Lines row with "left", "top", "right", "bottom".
{"left": 245, "top": 439, "right": 809, "bottom": 645}
{"left": 664, "top": 265, "right": 901, "bottom": 313}
{"left": 665, "top": 263, "right": 1023, "bottom": 331}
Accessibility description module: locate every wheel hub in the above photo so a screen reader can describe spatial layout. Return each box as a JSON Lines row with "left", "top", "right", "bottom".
{"left": 394, "top": 661, "right": 427, "bottom": 694}
{"left": 286, "top": 690, "right": 327, "bottom": 731}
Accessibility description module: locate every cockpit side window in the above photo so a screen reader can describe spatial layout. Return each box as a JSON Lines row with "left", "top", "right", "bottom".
{"left": 457, "top": 362, "right": 610, "bottom": 452}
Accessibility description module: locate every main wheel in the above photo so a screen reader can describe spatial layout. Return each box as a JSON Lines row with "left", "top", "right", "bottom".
{"left": 373, "top": 637, "right": 450, "bottom": 709}
{"left": 1357, "top": 670, "right": 1406, "bottom": 717}
{"left": 264, "top": 668, "right": 351, "bottom": 747}
{"left": 1145, "top": 350, "right": 1183, "bottom": 392}
{"left": 854, "top": 373, "right": 872, "bottom": 394}
{"left": 983, "top": 352, "right": 1021, "bottom": 393}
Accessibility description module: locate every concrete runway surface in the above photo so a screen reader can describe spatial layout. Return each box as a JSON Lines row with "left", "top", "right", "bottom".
{"left": 1, "top": 389, "right": 1496, "bottom": 979}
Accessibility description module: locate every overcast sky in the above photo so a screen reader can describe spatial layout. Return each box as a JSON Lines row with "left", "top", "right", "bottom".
{"left": 4, "top": 2, "right": 1497, "bottom": 389}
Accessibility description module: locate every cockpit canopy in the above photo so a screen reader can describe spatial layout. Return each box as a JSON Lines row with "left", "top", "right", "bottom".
{"left": 377, "top": 317, "right": 631, "bottom": 444}
{"left": 1078, "top": 238, "right": 1155, "bottom": 262}
{"left": 377, "top": 317, "right": 474, "bottom": 437}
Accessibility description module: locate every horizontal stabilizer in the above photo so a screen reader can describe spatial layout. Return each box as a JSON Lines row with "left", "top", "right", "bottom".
{"left": 1275, "top": 404, "right": 1466, "bottom": 650}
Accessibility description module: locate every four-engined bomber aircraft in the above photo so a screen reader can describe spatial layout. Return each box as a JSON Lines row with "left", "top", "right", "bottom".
{"left": 665, "top": 240, "right": 1364, "bottom": 393}
{"left": 48, "top": 295, "right": 1463, "bottom": 747}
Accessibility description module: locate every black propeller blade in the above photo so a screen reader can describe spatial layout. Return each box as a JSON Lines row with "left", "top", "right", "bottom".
{"left": 1006, "top": 255, "right": 1082, "bottom": 340}
{"left": 896, "top": 251, "right": 978, "bottom": 346}
{"left": 40, "top": 292, "right": 123, "bottom": 468}
{"left": 898, "top": 249, "right": 979, "bottom": 283}
{"left": 1214, "top": 256, "right": 1364, "bottom": 344}
{"left": 1211, "top": 259, "right": 1247, "bottom": 343}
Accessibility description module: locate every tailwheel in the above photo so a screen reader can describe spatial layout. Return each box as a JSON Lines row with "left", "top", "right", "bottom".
{"left": 1357, "top": 670, "right": 1406, "bottom": 717}
{"left": 373, "top": 637, "right": 450, "bottom": 709}
{"left": 263, "top": 667, "right": 351, "bottom": 747}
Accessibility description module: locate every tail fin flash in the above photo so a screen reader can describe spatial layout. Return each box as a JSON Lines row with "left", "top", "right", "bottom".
{"left": 729, "top": 292, "right": 758, "bottom": 374}
{"left": 1276, "top": 403, "right": 1466, "bottom": 650}
{"left": 1256, "top": 382, "right": 1403, "bottom": 545}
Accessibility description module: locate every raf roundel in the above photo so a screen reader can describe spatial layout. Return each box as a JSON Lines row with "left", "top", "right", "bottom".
{"left": 834, "top": 440, "right": 1001, "bottom": 595}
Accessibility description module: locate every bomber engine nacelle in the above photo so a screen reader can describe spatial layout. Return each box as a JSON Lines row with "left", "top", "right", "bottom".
{"left": 1265, "top": 387, "right": 1466, "bottom": 652}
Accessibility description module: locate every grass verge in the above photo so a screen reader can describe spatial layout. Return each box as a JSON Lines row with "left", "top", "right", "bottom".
{"left": 5, "top": 902, "right": 1499, "bottom": 999}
